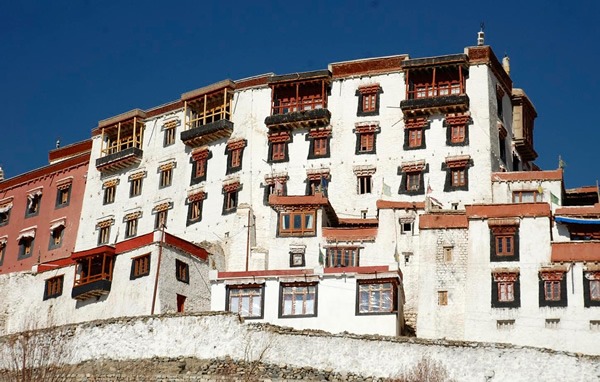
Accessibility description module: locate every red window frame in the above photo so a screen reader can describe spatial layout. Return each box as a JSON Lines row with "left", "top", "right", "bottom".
{"left": 498, "top": 281, "right": 515, "bottom": 302}
{"left": 271, "top": 142, "right": 286, "bottom": 161}
{"left": 326, "top": 247, "right": 359, "bottom": 268}
{"left": 230, "top": 149, "right": 241, "bottom": 168}
{"left": 279, "top": 211, "right": 316, "bottom": 236}
{"left": 313, "top": 137, "right": 328, "bottom": 156}
{"left": 195, "top": 159, "right": 206, "bottom": 178}
{"left": 408, "top": 129, "right": 422, "bottom": 148}
{"left": 451, "top": 125, "right": 465, "bottom": 143}
{"left": 544, "top": 280, "right": 561, "bottom": 301}
{"left": 590, "top": 280, "right": 600, "bottom": 301}
{"left": 359, "top": 133, "right": 374, "bottom": 152}
{"left": 224, "top": 190, "right": 238, "bottom": 211}
{"left": 495, "top": 235, "right": 514, "bottom": 256}
{"left": 362, "top": 93, "right": 377, "bottom": 112}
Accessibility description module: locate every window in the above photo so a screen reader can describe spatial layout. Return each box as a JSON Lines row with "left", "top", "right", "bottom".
{"left": 356, "top": 175, "right": 372, "bottom": 194}
{"left": 223, "top": 188, "right": 238, "bottom": 214}
{"left": 496, "top": 320, "right": 515, "bottom": 330}
{"left": 125, "top": 215, "right": 139, "bottom": 238}
{"left": 43, "top": 276, "right": 63, "bottom": 300}
{"left": 401, "top": 221, "right": 413, "bottom": 235}
{"left": 357, "top": 84, "right": 380, "bottom": 116}
{"left": 98, "top": 225, "right": 111, "bottom": 245}
{"left": 583, "top": 271, "right": 600, "bottom": 307}
{"left": 188, "top": 200, "right": 202, "bottom": 224}
{"left": 226, "top": 139, "right": 246, "bottom": 174}
{"left": 55, "top": 184, "right": 71, "bottom": 208}
{"left": 406, "top": 172, "right": 421, "bottom": 192}
{"left": 175, "top": 259, "right": 189, "bottom": 283}
{"left": 164, "top": 125, "right": 176, "bottom": 147}
{"left": 130, "top": 178, "right": 143, "bottom": 197}
{"left": 177, "top": 294, "right": 186, "bottom": 313}
{"left": 512, "top": 191, "right": 539, "bottom": 203}
{"left": 408, "top": 129, "right": 422, "bottom": 148}
{"left": 18, "top": 237, "right": 35, "bottom": 260}
{"left": 326, "top": 247, "right": 359, "bottom": 268}
{"left": 492, "top": 272, "right": 520, "bottom": 308}
{"left": 451, "top": 169, "right": 466, "bottom": 187}
{"left": 445, "top": 113, "right": 470, "bottom": 146}
{"left": 191, "top": 148, "right": 210, "bottom": 185}
{"left": 271, "top": 142, "right": 286, "bottom": 161}
{"left": 194, "top": 158, "right": 207, "bottom": 179}
{"left": 227, "top": 285, "right": 264, "bottom": 319}
{"left": 357, "top": 279, "right": 397, "bottom": 314}
{"left": 130, "top": 254, "right": 151, "bottom": 279}
{"left": 159, "top": 167, "right": 173, "bottom": 188}
{"left": 279, "top": 211, "right": 316, "bottom": 237}
{"left": 544, "top": 281, "right": 560, "bottom": 301}
{"left": 358, "top": 132, "right": 375, "bottom": 153}
{"left": 48, "top": 225, "right": 65, "bottom": 250}
{"left": 74, "top": 253, "right": 114, "bottom": 288}
{"left": 103, "top": 184, "right": 116, "bottom": 205}
{"left": 444, "top": 157, "right": 471, "bottom": 191}
{"left": 438, "top": 291, "right": 448, "bottom": 306}
{"left": 490, "top": 224, "right": 519, "bottom": 262}
{"left": 280, "top": 283, "right": 317, "bottom": 317}
{"left": 25, "top": 193, "right": 42, "bottom": 218}
{"left": 155, "top": 210, "right": 168, "bottom": 229}
{"left": 450, "top": 125, "right": 465, "bottom": 143}
{"left": 0, "top": 240, "right": 6, "bottom": 266}
{"left": 312, "top": 137, "right": 328, "bottom": 157}
{"left": 590, "top": 321, "right": 600, "bottom": 331}
{"left": 0, "top": 209, "right": 11, "bottom": 227}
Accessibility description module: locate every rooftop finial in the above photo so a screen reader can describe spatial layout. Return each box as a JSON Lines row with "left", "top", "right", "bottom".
{"left": 56, "top": 138, "right": 61, "bottom": 149}
{"left": 477, "top": 22, "right": 485, "bottom": 46}
{"left": 502, "top": 52, "right": 511, "bottom": 76}
{"left": 0, "top": 166, "right": 4, "bottom": 181}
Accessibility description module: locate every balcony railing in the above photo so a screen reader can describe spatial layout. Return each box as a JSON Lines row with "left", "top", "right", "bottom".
{"left": 100, "top": 134, "right": 143, "bottom": 157}
{"left": 407, "top": 81, "right": 462, "bottom": 100}
{"left": 272, "top": 96, "right": 325, "bottom": 115}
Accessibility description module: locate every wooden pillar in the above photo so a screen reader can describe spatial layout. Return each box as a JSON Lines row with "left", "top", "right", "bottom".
{"left": 203, "top": 94, "right": 207, "bottom": 126}
{"left": 295, "top": 82, "right": 299, "bottom": 111}
{"left": 270, "top": 85, "right": 274, "bottom": 114}
{"left": 101, "top": 254, "right": 106, "bottom": 279}
{"left": 116, "top": 122, "right": 121, "bottom": 153}
{"left": 432, "top": 68, "right": 436, "bottom": 96}
{"left": 459, "top": 66, "right": 464, "bottom": 94}
{"left": 223, "top": 88, "right": 227, "bottom": 120}
{"left": 133, "top": 117, "right": 137, "bottom": 148}
{"left": 100, "top": 128, "right": 105, "bottom": 157}
{"left": 183, "top": 101, "right": 188, "bottom": 130}
{"left": 321, "top": 80, "right": 326, "bottom": 108}
{"left": 405, "top": 70, "right": 410, "bottom": 99}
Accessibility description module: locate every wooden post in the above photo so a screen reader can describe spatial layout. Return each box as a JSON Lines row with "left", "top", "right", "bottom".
{"left": 116, "top": 122, "right": 121, "bottom": 153}
{"left": 295, "top": 82, "right": 299, "bottom": 111}
{"left": 459, "top": 66, "right": 464, "bottom": 94}
{"left": 133, "top": 117, "right": 137, "bottom": 148}
{"left": 203, "top": 94, "right": 207, "bottom": 126}
{"left": 270, "top": 85, "right": 275, "bottom": 114}
{"left": 223, "top": 88, "right": 227, "bottom": 120}
{"left": 321, "top": 80, "right": 326, "bottom": 108}
{"left": 432, "top": 68, "right": 436, "bottom": 97}
{"left": 183, "top": 101, "right": 188, "bottom": 130}
{"left": 100, "top": 127, "right": 105, "bottom": 157}
{"left": 405, "top": 70, "right": 410, "bottom": 99}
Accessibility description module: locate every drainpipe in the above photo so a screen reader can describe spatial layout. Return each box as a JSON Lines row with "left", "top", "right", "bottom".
{"left": 151, "top": 224, "right": 165, "bottom": 315}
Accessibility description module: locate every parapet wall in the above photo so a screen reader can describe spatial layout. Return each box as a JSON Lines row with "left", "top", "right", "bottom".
{"left": 1, "top": 312, "right": 598, "bottom": 381}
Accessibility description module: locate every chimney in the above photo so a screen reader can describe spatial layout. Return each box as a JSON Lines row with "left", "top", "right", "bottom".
{"left": 502, "top": 54, "right": 511, "bottom": 76}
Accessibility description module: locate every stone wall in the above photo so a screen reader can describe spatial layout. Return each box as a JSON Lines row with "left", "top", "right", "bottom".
{"left": 0, "top": 312, "right": 598, "bottom": 381}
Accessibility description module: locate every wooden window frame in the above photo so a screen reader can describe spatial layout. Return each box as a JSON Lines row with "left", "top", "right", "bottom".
{"left": 55, "top": 185, "right": 71, "bottom": 209}
{"left": 130, "top": 178, "right": 143, "bottom": 197}
{"left": 43, "top": 275, "right": 64, "bottom": 300}
{"left": 512, "top": 190, "right": 539, "bottom": 203}
{"left": 25, "top": 194, "right": 41, "bottom": 218}
{"left": 103, "top": 185, "right": 116, "bottom": 205}
{"left": 98, "top": 226, "right": 110, "bottom": 245}
{"left": 490, "top": 225, "right": 519, "bottom": 262}
{"left": 187, "top": 200, "right": 203, "bottom": 225}
{"left": 357, "top": 175, "right": 372, "bottom": 194}
{"left": 406, "top": 172, "right": 421, "bottom": 192}
{"left": 175, "top": 259, "right": 189, "bottom": 284}
{"left": 408, "top": 129, "right": 422, "bottom": 148}
{"left": 491, "top": 272, "right": 520, "bottom": 308}
{"left": 18, "top": 237, "right": 34, "bottom": 260}
{"left": 312, "top": 137, "right": 328, "bottom": 157}
{"left": 326, "top": 247, "right": 359, "bottom": 268}
{"left": 438, "top": 290, "right": 448, "bottom": 306}
{"left": 223, "top": 189, "right": 238, "bottom": 214}
{"left": 279, "top": 211, "right": 316, "bottom": 237}
{"left": 48, "top": 226, "right": 64, "bottom": 250}
{"left": 544, "top": 280, "right": 561, "bottom": 301}
{"left": 495, "top": 235, "right": 514, "bottom": 256}
{"left": 230, "top": 148, "right": 242, "bottom": 168}
{"left": 159, "top": 168, "right": 173, "bottom": 189}
{"left": 271, "top": 142, "right": 286, "bottom": 161}
{"left": 0, "top": 210, "right": 10, "bottom": 227}
{"left": 74, "top": 254, "right": 114, "bottom": 286}
{"left": 591, "top": 280, "right": 600, "bottom": 301}
{"left": 195, "top": 158, "right": 207, "bottom": 179}
{"left": 498, "top": 281, "right": 515, "bottom": 302}
{"left": 358, "top": 132, "right": 375, "bottom": 153}
{"left": 125, "top": 218, "right": 138, "bottom": 238}
{"left": 450, "top": 124, "right": 465, "bottom": 143}
{"left": 130, "top": 254, "right": 151, "bottom": 279}
{"left": 362, "top": 93, "right": 377, "bottom": 113}
{"left": 279, "top": 282, "right": 318, "bottom": 318}
{"left": 451, "top": 168, "right": 466, "bottom": 187}
{"left": 226, "top": 284, "right": 265, "bottom": 319}
{"left": 164, "top": 126, "right": 176, "bottom": 147}
{"left": 356, "top": 279, "right": 398, "bottom": 315}
{"left": 155, "top": 210, "right": 168, "bottom": 230}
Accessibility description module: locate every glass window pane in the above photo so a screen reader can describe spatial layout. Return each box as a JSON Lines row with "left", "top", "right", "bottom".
{"left": 305, "top": 214, "right": 314, "bottom": 229}
{"left": 282, "top": 214, "right": 290, "bottom": 230}
{"left": 230, "top": 296, "right": 239, "bottom": 313}
{"left": 293, "top": 214, "right": 302, "bottom": 229}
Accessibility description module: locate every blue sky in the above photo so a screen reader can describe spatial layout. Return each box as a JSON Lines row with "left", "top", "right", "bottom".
{"left": 1, "top": 1, "right": 598, "bottom": 188}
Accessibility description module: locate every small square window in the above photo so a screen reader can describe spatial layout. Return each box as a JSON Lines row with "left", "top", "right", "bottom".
{"left": 125, "top": 218, "right": 138, "bottom": 238}
{"left": 227, "top": 285, "right": 264, "bottom": 319}
{"left": 290, "top": 252, "right": 306, "bottom": 267}
{"left": 131, "top": 254, "right": 151, "bottom": 279}
{"left": 357, "top": 175, "right": 372, "bottom": 194}
{"left": 326, "top": 247, "right": 359, "bottom": 268}
{"left": 357, "top": 85, "right": 380, "bottom": 116}
{"left": 164, "top": 126, "right": 176, "bottom": 147}
{"left": 43, "top": 276, "right": 64, "bottom": 300}
{"left": 159, "top": 168, "right": 173, "bottom": 188}
{"left": 496, "top": 319, "right": 515, "bottom": 330}
{"left": 357, "top": 279, "right": 397, "bottom": 315}
{"left": 362, "top": 93, "right": 377, "bottom": 112}
{"left": 104, "top": 185, "right": 116, "bottom": 205}
{"left": 55, "top": 185, "right": 71, "bottom": 208}
{"left": 401, "top": 222, "right": 413, "bottom": 235}
{"left": 406, "top": 172, "right": 421, "bottom": 192}
{"left": 512, "top": 191, "right": 539, "bottom": 203}
{"left": 310, "top": 137, "right": 329, "bottom": 158}
{"left": 187, "top": 199, "right": 203, "bottom": 225}
{"left": 498, "top": 282, "right": 514, "bottom": 302}
{"left": 451, "top": 169, "right": 466, "bottom": 187}
{"left": 438, "top": 291, "right": 448, "bottom": 306}
{"left": 130, "top": 178, "right": 143, "bottom": 197}
{"left": 358, "top": 132, "right": 375, "bottom": 154}
{"left": 176, "top": 259, "right": 189, "bottom": 283}
{"left": 590, "top": 320, "right": 600, "bottom": 331}
{"left": 584, "top": 273, "right": 600, "bottom": 307}
{"left": 450, "top": 125, "right": 466, "bottom": 143}
{"left": 280, "top": 283, "right": 317, "bottom": 317}
{"left": 408, "top": 129, "right": 422, "bottom": 148}
{"left": 98, "top": 225, "right": 111, "bottom": 245}
{"left": 0, "top": 209, "right": 11, "bottom": 227}
{"left": 492, "top": 272, "right": 520, "bottom": 308}
{"left": 490, "top": 226, "right": 519, "bottom": 262}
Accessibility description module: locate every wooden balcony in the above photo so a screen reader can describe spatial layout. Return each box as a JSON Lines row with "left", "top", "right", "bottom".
{"left": 71, "top": 247, "right": 115, "bottom": 301}
{"left": 95, "top": 147, "right": 143, "bottom": 173}
{"left": 72, "top": 278, "right": 112, "bottom": 300}
{"left": 180, "top": 119, "right": 234, "bottom": 147}
{"left": 401, "top": 94, "right": 469, "bottom": 116}
{"left": 265, "top": 107, "right": 331, "bottom": 130}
